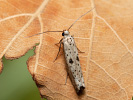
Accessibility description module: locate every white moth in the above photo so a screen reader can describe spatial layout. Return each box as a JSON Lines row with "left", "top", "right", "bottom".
{"left": 62, "top": 30, "right": 85, "bottom": 94}
{"left": 53, "top": 29, "right": 86, "bottom": 94}
{"left": 28, "top": 8, "right": 94, "bottom": 94}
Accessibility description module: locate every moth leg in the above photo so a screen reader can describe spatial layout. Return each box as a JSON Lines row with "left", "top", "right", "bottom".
{"left": 72, "top": 35, "right": 85, "bottom": 53}
{"left": 77, "top": 47, "right": 85, "bottom": 53}
{"left": 55, "top": 38, "right": 63, "bottom": 46}
{"left": 53, "top": 38, "right": 63, "bottom": 62}
{"left": 55, "top": 42, "right": 60, "bottom": 47}
{"left": 65, "top": 72, "right": 69, "bottom": 85}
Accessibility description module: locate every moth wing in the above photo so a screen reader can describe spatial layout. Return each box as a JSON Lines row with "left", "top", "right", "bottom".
{"left": 63, "top": 36, "right": 85, "bottom": 92}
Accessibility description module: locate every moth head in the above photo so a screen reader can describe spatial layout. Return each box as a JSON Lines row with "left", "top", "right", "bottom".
{"left": 62, "top": 30, "right": 69, "bottom": 36}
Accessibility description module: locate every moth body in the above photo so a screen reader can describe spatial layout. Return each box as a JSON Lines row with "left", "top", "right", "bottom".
{"left": 62, "top": 30, "right": 85, "bottom": 94}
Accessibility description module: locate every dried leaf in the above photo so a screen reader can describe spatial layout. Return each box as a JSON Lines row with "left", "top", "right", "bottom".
{"left": 0, "top": 0, "right": 133, "bottom": 100}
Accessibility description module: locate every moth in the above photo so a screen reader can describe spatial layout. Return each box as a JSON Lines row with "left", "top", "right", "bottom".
{"left": 28, "top": 8, "right": 94, "bottom": 94}
{"left": 59, "top": 30, "right": 85, "bottom": 94}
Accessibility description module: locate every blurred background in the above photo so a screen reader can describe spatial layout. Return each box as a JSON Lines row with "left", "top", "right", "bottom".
{"left": 0, "top": 49, "right": 46, "bottom": 100}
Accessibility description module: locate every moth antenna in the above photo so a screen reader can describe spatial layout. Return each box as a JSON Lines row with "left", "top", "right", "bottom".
{"left": 26, "top": 31, "right": 63, "bottom": 38}
{"left": 67, "top": 7, "right": 95, "bottom": 31}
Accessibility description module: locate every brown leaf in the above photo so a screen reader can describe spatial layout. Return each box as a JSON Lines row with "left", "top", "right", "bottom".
{"left": 0, "top": 0, "right": 133, "bottom": 100}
